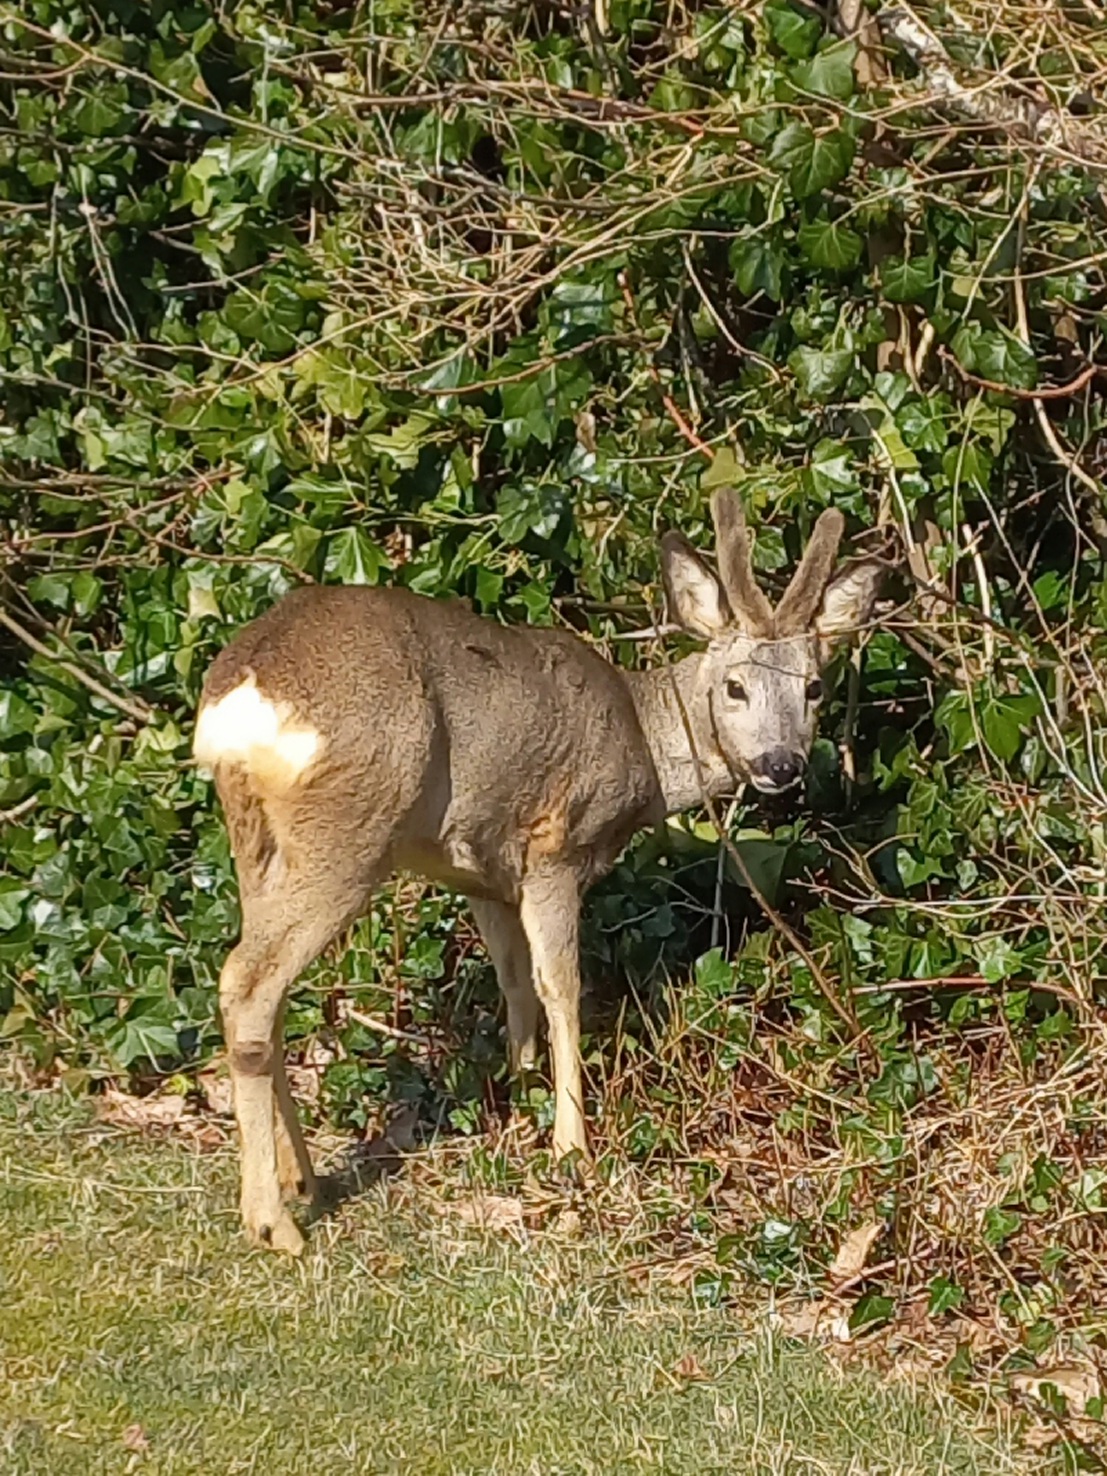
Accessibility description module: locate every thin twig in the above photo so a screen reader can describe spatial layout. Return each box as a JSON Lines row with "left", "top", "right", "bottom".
{"left": 617, "top": 272, "right": 720, "bottom": 461}
{"left": 345, "top": 1006, "right": 431, "bottom": 1046}
{"left": 939, "top": 346, "right": 1099, "bottom": 401}
{"left": 0, "top": 793, "right": 39, "bottom": 825}
{"left": 0, "top": 606, "right": 154, "bottom": 725}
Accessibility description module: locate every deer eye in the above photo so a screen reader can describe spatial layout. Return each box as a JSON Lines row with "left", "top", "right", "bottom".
{"left": 805, "top": 679, "right": 824, "bottom": 703}
{"left": 725, "top": 678, "right": 748, "bottom": 703}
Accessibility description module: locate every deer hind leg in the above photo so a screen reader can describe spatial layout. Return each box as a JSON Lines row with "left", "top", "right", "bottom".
{"left": 220, "top": 878, "right": 368, "bottom": 1253}
{"left": 271, "top": 998, "right": 315, "bottom": 1202}
{"left": 469, "top": 898, "right": 539, "bottom": 1073}
{"left": 518, "top": 871, "right": 589, "bottom": 1163}
{"left": 220, "top": 931, "right": 315, "bottom": 1255}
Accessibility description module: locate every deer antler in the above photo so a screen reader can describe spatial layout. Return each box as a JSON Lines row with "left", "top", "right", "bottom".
{"left": 773, "top": 508, "right": 845, "bottom": 636}
{"left": 709, "top": 489, "right": 774, "bottom": 637}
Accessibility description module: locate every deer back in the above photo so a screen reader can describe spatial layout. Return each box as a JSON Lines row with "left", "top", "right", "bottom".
{"left": 195, "top": 585, "right": 663, "bottom": 902}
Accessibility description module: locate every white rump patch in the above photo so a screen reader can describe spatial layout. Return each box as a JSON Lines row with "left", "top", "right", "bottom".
{"left": 193, "top": 677, "right": 322, "bottom": 788}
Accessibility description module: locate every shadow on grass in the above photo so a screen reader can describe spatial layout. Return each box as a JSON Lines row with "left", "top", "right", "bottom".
{"left": 304, "top": 1102, "right": 421, "bottom": 1226}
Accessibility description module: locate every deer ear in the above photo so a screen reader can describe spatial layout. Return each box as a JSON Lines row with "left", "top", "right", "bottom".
{"left": 660, "top": 531, "right": 730, "bottom": 639}
{"left": 815, "top": 559, "right": 884, "bottom": 652}
{"left": 709, "top": 488, "right": 774, "bottom": 637}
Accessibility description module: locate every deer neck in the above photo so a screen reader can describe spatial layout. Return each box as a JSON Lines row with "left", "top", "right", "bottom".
{"left": 623, "top": 653, "right": 736, "bottom": 816}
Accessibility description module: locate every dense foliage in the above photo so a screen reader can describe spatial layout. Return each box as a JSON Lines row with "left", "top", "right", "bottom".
{"left": 3, "top": 0, "right": 1107, "bottom": 1383}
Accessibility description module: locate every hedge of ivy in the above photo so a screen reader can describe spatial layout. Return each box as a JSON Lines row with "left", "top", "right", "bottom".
{"left": 3, "top": 0, "right": 1107, "bottom": 1259}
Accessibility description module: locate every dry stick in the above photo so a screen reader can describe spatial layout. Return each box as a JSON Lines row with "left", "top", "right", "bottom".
{"left": 0, "top": 606, "right": 154, "bottom": 725}
{"left": 878, "top": 3, "right": 1107, "bottom": 173}
{"left": 344, "top": 1006, "right": 431, "bottom": 1047}
{"left": 617, "top": 273, "right": 719, "bottom": 462}
{"left": 0, "top": 793, "right": 38, "bottom": 826}
{"left": 851, "top": 975, "right": 1084, "bottom": 1006}
{"left": 710, "top": 797, "right": 740, "bottom": 953}
{"left": 836, "top": 0, "right": 889, "bottom": 87}
{"left": 938, "top": 348, "right": 1100, "bottom": 402}
{"left": 679, "top": 241, "right": 782, "bottom": 380}
{"left": 841, "top": 646, "right": 863, "bottom": 805}
{"left": 960, "top": 521, "right": 995, "bottom": 671}
{"left": 1010, "top": 210, "right": 1107, "bottom": 518}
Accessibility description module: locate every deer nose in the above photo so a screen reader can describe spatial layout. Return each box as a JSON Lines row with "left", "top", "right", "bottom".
{"left": 750, "top": 748, "right": 804, "bottom": 793}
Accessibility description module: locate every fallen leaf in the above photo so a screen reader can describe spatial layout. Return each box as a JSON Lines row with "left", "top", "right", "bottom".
{"left": 666, "top": 1258, "right": 708, "bottom": 1288}
{"left": 775, "top": 1301, "right": 828, "bottom": 1340}
{"left": 286, "top": 1064, "right": 321, "bottom": 1104}
{"left": 830, "top": 1312, "right": 853, "bottom": 1343}
{"left": 774, "top": 1301, "right": 854, "bottom": 1343}
{"left": 182, "top": 1121, "right": 228, "bottom": 1153}
{"left": 884, "top": 1352, "right": 945, "bottom": 1383}
{"left": 1021, "top": 1423, "right": 1060, "bottom": 1453}
{"left": 828, "top": 1219, "right": 883, "bottom": 1285}
{"left": 454, "top": 1195, "right": 525, "bottom": 1232}
{"left": 121, "top": 1424, "right": 149, "bottom": 1452}
{"left": 1010, "top": 1364, "right": 1101, "bottom": 1417}
{"left": 96, "top": 1089, "right": 185, "bottom": 1131}
{"left": 196, "top": 1070, "right": 232, "bottom": 1116}
{"left": 554, "top": 1207, "right": 582, "bottom": 1238}
{"left": 951, "top": 1317, "right": 999, "bottom": 1355}
{"left": 671, "top": 1352, "right": 710, "bottom": 1383}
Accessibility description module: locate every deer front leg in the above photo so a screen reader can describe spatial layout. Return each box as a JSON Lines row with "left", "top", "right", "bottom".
{"left": 519, "top": 872, "right": 589, "bottom": 1162}
{"left": 469, "top": 897, "right": 540, "bottom": 1073}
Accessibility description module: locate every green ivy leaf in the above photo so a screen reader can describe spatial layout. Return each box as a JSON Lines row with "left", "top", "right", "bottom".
{"left": 789, "top": 344, "right": 853, "bottom": 398}
{"left": 324, "top": 527, "right": 386, "bottom": 586}
{"left": 729, "top": 237, "right": 785, "bottom": 300}
{"left": 497, "top": 483, "right": 571, "bottom": 543}
{"left": 897, "top": 397, "right": 951, "bottom": 454}
{"left": 702, "top": 447, "right": 743, "bottom": 489}
{"left": 764, "top": 0, "right": 822, "bottom": 59}
{"left": 648, "top": 73, "right": 699, "bottom": 113}
{"left": 790, "top": 41, "right": 857, "bottom": 101}
{"left": 980, "top": 694, "right": 1041, "bottom": 763}
{"left": 769, "top": 124, "right": 854, "bottom": 198}
{"left": 881, "top": 254, "right": 936, "bottom": 303}
{"left": 1032, "top": 570, "right": 1069, "bottom": 611}
{"left": 694, "top": 948, "right": 735, "bottom": 998}
{"left": 501, "top": 361, "right": 592, "bottom": 448}
{"left": 806, "top": 445, "right": 860, "bottom": 502}
{"left": 108, "top": 1015, "right": 182, "bottom": 1068}
{"left": 726, "top": 834, "right": 791, "bottom": 902}
{"left": 0, "top": 691, "right": 37, "bottom": 740}
{"left": 797, "top": 218, "right": 863, "bottom": 271}
{"left": 0, "top": 880, "right": 28, "bottom": 932}
{"left": 362, "top": 414, "right": 434, "bottom": 470}
{"left": 974, "top": 935, "right": 1024, "bottom": 983}
{"left": 941, "top": 440, "right": 993, "bottom": 491}
{"left": 70, "top": 87, "right": 130, "bottom": 136}
{"left": 927, "top": 1276, "right": 965, "bottom": 1316}
{"left": 983, "top": 1206, "right": 1021, "bottom": 1247}
{"left": 849, "top": 1292, "right": 895, "bottom": 1331}
{"left": 950, "top": 325, "right": 1038, "bottom": 391}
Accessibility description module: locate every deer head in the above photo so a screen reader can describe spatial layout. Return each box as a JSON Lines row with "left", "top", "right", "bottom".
{"left": 661, "top": 489, "right": 885, "bottom": 796}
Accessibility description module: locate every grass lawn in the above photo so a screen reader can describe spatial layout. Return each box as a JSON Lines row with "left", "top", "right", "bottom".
{"left": 0, "top": 1088, "right": 1049, "bottom": 1476}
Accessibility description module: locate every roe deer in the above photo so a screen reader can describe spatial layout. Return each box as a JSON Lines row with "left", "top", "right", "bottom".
{"left": 194, "top": 490, "right": 884, "bottom": 1252}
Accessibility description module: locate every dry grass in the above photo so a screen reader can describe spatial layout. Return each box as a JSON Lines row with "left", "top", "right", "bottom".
{"left": 0, "top": 1081, "right": 1068, "bottom": 1476}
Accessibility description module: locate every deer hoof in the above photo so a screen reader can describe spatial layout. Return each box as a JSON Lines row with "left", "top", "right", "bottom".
{"left": 244, "top": 1206, "right": 305, "bottom": 1256}
{"left": 552, "top": 1135, "right": 592, "bottom": 1180}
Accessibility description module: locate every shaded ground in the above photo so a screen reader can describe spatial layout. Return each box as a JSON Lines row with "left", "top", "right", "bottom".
{"left": 0, "top": 1088, "right": 1054, "bottom": 1476}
